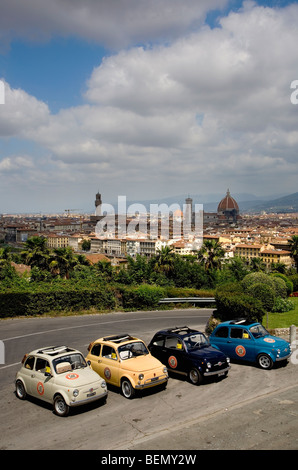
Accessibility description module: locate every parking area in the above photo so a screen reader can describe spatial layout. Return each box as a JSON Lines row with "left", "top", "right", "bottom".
{"left": 1, "top": 310, "right": 297, "bottom": 450}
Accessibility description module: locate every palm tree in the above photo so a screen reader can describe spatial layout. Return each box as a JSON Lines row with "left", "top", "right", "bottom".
{"left": 289, "top": 235, "right": 298, "bottom": 272}
{"left": 250, "top": 257, "right": 266, "bottom": 272}
{"left": 154, "top": 246, "right": 176, "bottom": 275}
{"left": 197, "top": 239, "right": 225, "bottom": 272}
{"left": 22, "top": 236, "right": 50, "bottom": 270}
{"left": 52, "top": 247, "right": 76, "bottom": 279}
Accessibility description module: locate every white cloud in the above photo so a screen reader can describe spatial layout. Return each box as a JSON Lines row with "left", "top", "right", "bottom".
{"left": 0, "top": 0, "right": 227, "bottom": 49}
{"left": 0, "top": 81, "right": 50, "bottom": 137}
{"left": 1, "top": 2, "right": 298, "bottom": 208}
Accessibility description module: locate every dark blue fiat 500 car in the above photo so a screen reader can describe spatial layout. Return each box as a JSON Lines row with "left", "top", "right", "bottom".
{"left": 148, "top": 326, "right": 230, "bottom": 385}
{"left": 209, "top": 319, "right": 291, "bottom": 370}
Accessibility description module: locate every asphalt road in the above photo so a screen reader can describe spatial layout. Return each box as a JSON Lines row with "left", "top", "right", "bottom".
{"left": 1, "top": 308, "right": 297, "bottom": 452}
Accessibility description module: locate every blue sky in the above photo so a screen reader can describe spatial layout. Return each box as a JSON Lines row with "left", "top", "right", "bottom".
{"left": 0, "top": 0, "right": 298, "bottom": 213}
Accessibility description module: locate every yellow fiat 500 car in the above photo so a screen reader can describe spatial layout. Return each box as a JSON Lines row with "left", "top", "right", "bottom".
{"left": 86, "top": 334, "right": 168, "bottom": 398}
{"left": 15, "top": 345, "right": 108, "bottom": 416}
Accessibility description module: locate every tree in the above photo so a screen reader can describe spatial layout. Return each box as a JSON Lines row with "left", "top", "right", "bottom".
{"left": 289, "top": 235, "right": 298, "bottom": 272}
{"left": 81, "top": 239, "right": 91, "bottom": 251}
{"left": 224, "top": 256, "right": 249, "bottom": 281}
{"left": 22, "top": 236, "right": 50, "bottom": 270}
{"left": 52, "top": 247, "right": 76, "bottom": 279}
{"left": 197, "top": 239, "right": 225, "bottom": 272}
{"left": 154, "top": 246, "right": 176, "bottom": 275}
{"left": 249, "top": 257, "right": 266, "bottom": 272}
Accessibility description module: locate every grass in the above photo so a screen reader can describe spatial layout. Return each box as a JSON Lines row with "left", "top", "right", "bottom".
{"left": 265, "top": 297, "right": 298, "bottom": 329}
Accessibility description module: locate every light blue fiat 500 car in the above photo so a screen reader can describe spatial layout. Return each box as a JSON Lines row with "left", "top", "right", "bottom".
{"left": 209, "top": 319, "right": 291, "bottom": 370}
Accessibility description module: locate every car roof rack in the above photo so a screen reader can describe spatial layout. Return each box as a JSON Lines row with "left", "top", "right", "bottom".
{"left": 165, "top": 326, "right": 196, "bottom": 334}
{"left": 102, "top": 334, "right": 135, "bottom": 344}
{"left": 229, "top": 319, "right": 251, "bottom": 325}
{"left": 37, "top": 346, "right": 74, "bottom": 355}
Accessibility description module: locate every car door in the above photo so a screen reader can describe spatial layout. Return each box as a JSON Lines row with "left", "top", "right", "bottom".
{"left": 211, "top": 326, "right": 230, "bottom": 355}
{"left": 148, "top": 334, "right": 167, "bottom": 364}
{"left": 164, "top": 335, "right": 188, "bottom": 373}
{"left": 29, "top": 357, "right": 54, "bottom": 402}
{"left": 91, "top": 344, "right": 121, "bottom": 386}
{"left": 22, "top": 355, "right": 36, "bottom": 392}
{"left": 228, "top": 327, "right": 255, "bottom": 361}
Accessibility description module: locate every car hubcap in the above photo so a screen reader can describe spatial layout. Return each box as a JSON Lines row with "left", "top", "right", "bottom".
{"left": 190, "top": 370, "right": 199, "bottom": 383}
{"left": 56, "top": 398, "right": 66, "bottom": 413}
{"left": 16, "top": 382, "right": 24, "bottom": 397}
{"left": 259, "top": 356, "right": 271, "bottom": 368}
{"left": 122, "top": 381, "right": 131, "bottom": 397}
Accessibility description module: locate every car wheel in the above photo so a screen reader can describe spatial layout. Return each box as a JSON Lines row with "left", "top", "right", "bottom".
{"left": 188, "top": 368, "right": 202, "bottom": 385}
{"left": 53, "top": 395, "right": 69, "bottom": 417}
{"left": 257, "top": 354, "right": 273, "bottom": 370}
{"left": 121, "top": 379, "right": 135, "bottom": 399}
{"left": 15, "top": 380, "right": 27, "bottom": 400}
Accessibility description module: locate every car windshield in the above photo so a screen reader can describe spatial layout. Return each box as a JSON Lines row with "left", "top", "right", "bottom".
{"left": 118, "top": 341, "right": 149, "bottom": 360}
{"left": 249, "top": 324, "right": 269, "bottom": 338}
{"left": 53, "top": 353, "right": 87, "bottom": 374}
{"left": 184, "top": 333, "right": 210, "bottom": 350}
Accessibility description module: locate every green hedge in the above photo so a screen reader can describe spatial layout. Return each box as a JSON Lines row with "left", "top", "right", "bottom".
{"left": 0, "top": 283, "right": 170, "bottom": 317}
{"left": 0, "top": 287, "right": 117, "bottom": 318}
{"left": 116, "top": 284, "right": 166, "bottom": 310}
{"left": 214, "top": 291, "right": 265, "bottom": 323}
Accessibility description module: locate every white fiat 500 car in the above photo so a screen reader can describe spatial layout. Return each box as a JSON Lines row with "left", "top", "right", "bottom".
{"left": 15, "top": 345, "right": 108, "bottom": 416}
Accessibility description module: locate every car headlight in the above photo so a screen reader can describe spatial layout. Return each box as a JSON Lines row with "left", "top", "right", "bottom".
{"left": 73, "top": 389, "right": 79, "bottom": 397}
{"left": 207, "top": 362, "right": 212, "bottom": 369}
{"left": 227, "top": 357, "right": 230, "bottom": 363}
{"left": 163, "top": 367, "right": 168, "bottom": 374}
{"left": 138, "top": 373, "right": 144, "bottom": 380}
{"left": 101, "top": 381, "right": 107, "bottom": 388}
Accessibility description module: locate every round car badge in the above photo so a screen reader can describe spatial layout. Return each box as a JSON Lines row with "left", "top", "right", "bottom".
{"left": 264, "top": 338, "right": 275, "bottom": 343}
{"left": 235, "top": 345, "right": 246, "bottom": 357}
{"left": 168, "top": 355, "right": 178, "bottom": 369}
{"left": 104, "top": 367, "right": 111, "bottom": 380}
{"left": 65, "top": 373, "right": 79, "bottom": 380}
{"left": 37, "top": 382, "right": 44, "bottom": 395}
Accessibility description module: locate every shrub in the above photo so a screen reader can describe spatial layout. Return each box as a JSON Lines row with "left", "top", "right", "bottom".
{"left": 0, "top": 286, "right": 117, "bottom": 318}
{"left": 272, "top": 297, "right": 295, "bottom": 313}
{"left": 205, "top": 315, "right": 220, "bottom": 335}
{"left": 246, "top": 283, "right": 275, "bottom": 312}
{"left": 242, "top": 272, "right": 275, "bottom": 292}
{"left": 117, "top": 284, "right": 166, "bottom": 310}
{"left": 271, "top": 273, "right": 293, "bottom": 296}
{"left": 288, "top": 274, "right": 298, "bottom": 292}
{"left": 214, "top": 291, "right": 265, "bottom": 323}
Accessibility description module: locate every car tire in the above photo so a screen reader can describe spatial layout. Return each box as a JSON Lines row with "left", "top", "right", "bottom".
{"left": 188, "top": 368, "right": 202, "bottom": 385}
{"left": 53, "top": 394, "right": 70, "bottom": 417}
{"left": 257, "top": 354, "right": 273, "bottom": 370}
{"left": 121, "top": 379, "right": 135, "bottom": 399}
{"left": 15, "top": 380, "right": 27, "bottom": 400}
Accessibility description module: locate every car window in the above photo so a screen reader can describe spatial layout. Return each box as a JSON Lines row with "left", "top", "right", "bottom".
{"left": 35, "top": 358, "right": 50, "bottom": 373}
{"left": 151, "top": 335, "right": 164, "bottom": 347}
{"left": 184, "top": 333, "right": 210, "bottom": 350}
{"left": 214, "top": 327, "right": 229, "bottom": 338}
{"left": 249, "top": 324, "right": 268, "bottom": 338}
{"left": 230, "top": 328, "right": 251, "bottom": 340}
{"left": 24, "top": 355, "right": 35, "bottom": 370}
{"left": 165, "top": 336, "right": 183, "bottom": 350}
{"left": 53, "top": 353, "right": 87, "bottom": 373}
{"left": 91, "top": 343, "right": 101, "bottom": 357}
{"left": 118, "top": 341, "right": 149, "bottom": 359}
{"left": 102, "top": 345, "right": 118, "bottom": 360}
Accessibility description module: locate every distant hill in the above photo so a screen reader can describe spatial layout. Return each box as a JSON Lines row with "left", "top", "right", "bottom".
{"left": 244, "top": 192, "right": 298, "bottom": 213}
{"left": 107, "top": 192, "right": 297, "bottom": 214}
